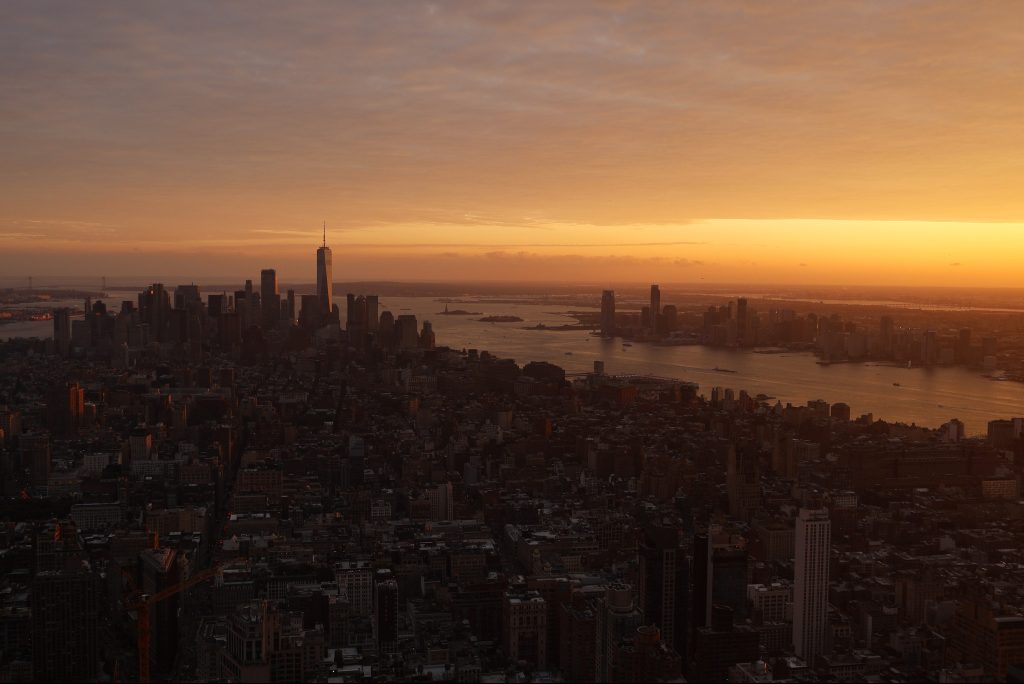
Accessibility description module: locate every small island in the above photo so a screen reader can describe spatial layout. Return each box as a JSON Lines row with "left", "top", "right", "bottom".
{"left": 432, "top": 307, "right": 479, "bottom": 315}
{"left": 478, "top": 315, "right": 524, "bottom": 323}
{"left": 437, "top": 304, "right": 482, "bottom": 315}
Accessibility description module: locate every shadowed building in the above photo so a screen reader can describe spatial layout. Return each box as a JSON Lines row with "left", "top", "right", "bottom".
{"left": 32, "top": 567, "right": 101, "bottom": 682}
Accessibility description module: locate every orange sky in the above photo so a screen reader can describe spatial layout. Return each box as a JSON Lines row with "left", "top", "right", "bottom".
{"left": 1, "top": 2, "right": 1022, "bottom": 285}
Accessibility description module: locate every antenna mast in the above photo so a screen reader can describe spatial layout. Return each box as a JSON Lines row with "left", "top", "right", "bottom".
{"left": 322, "top": 221, "right": 326, "bottom": 248}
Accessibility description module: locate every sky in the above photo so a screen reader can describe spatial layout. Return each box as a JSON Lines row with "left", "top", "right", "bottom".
{"left": 1, "top": 1, "right": 1023, "bottom": 286}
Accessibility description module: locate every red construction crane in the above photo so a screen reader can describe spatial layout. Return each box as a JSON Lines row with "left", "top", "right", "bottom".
{"left": 126, "top": 565, "right": 219, "bottom": 683}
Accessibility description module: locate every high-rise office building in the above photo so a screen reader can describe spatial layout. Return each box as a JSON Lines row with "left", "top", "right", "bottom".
{"left": 880, "top": 315, "right": 895, "bottom": 355}
{"left": 299, "top": 294, "right": 321, "bottom": 330}
{"left": 736, "top": 297, "right": 749, "bottom": 347}
{"left": 428, "top": 481, "right": 453, "bottom": 521}
{"left": 638, "top": 525, "right": 689, "bottom": 660}
{"left": 378, "top": 310, "right": 395, "bottom": 347}
{"left": 48, "top": 381, "right": 85, "bottom": 438}
{"left": 375, "top": 571, "right": 399, "bottom": 655}
{"left": 174, "top": 283, "right": 201, "bottom": 309}
{"left": 0, "top": 406, "right": 21, "bottom": 448}
{"left": 346, "top": 294, "right": 366, "bottom": 329}
{"left": 395, "top": 314, "right": 419, "bottom": 350}
{"left": 53, "top": 308, "right": 71, "bottom": 356}
{"left": 793, "top": 508, "right": 831, "bottom": 665}
{"left": 207, "top": 293, "right": 225, "bottom": 318}
{"left": 140, "top": 547, "right": 181, "bottom": 674}
{"left": 503, "top": 590, "right": 548, "bottom": 669}
{"left": 692, "top": 605, "right": 759, "bottom": 682}
{"left": 31, "top": 567, "right": 101, "bottom": 682}
{"left": 139, "top": 283, "right": 170, "bottom": 342}
{"left": 727, "top": 445, "right": 761, "bottom": 521}
{"left": 922, "top": 330, "right": 938, "bottom": 365}
{"left": 222, "top": 600, "right": 326, "bottom": 683}
{"left": 260, "top": 269, "right": 279, "bottom": 328}
{"left": 711, "top": 548, "right": 749, "bottom": 620}
{"left": 600, "top": 290, "right": 616, "bottom": 337}
{"left": 956, "top": 328, "right": 972, "bottom": 364}
{"left": 691, "top": 532, "right": 713, "bottom": 633}
{"left": 663, "top": 304, "right": 678, "bottom": 333}
{"left": 366, "top": 295, "right": 379, "bottom": 332}
{"left": 650, "top": 284, "right": 661, "bottom": 325}
{"left": 317, "top": 226, "right": 334, "bottom": 316}
{"left": 594, "top": 583, "right": 643, "bottom": 682}
{"left": 420, "top": 320, "right": 435, "bottom": 350}
{"left": 335, "top": 561, "right": 374, "bottom": 616}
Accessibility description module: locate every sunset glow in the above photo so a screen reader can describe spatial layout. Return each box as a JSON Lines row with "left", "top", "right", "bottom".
{"left": 2, "top": 2, "right": 1022, "bottom": 284}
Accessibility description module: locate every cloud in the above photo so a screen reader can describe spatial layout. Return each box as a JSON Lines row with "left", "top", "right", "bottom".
{"left": 0, "top": 2, "right": 1022, "bottom": 279}
{"left": 0, "top": 231, "right": 47, "bottom": 240}
{"left": 340, "top": 240, "right": 706, "bottom": 249}
{"left": 949, "top": 262, "right": 961, "bottom": 267}
{"left": 0, "top": 218, "right": 120, "bottom": 240}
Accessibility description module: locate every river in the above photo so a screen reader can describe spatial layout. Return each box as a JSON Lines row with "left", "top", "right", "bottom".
{"left": 381, "top": 296, "right": 1022, "bottom": 436}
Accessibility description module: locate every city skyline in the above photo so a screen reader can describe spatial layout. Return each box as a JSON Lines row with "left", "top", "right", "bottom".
{"left": 2, "top": 2, "right": 1024, "bottom": 285}
{"left": 5, "top": 5, "right": 1024, "bottom": 683}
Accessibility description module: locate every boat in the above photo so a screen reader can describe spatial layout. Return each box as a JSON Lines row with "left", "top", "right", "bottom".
{"left": 713, "top": 367, "right": 737, "bottom": 373}
{"left": 893, "top": 382, "right": 901, "bottom": 387}
{"left": 622, "top": 343, "right": 633, "bottom": 347}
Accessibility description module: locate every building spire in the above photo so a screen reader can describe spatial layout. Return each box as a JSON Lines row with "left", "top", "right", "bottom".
{"left": 322, "top": 221, "right": 326, "bottom": 248}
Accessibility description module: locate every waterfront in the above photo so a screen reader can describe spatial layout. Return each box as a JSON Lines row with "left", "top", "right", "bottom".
{"left": 388, "top": 297, "right": 1024, "bottom": 436}
{"left": 4, "top": 294, "right": 1021, "bottom": 435}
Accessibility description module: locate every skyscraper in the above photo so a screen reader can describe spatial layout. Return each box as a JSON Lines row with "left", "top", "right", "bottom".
{"left": 502, "top": 590, "right": 547, "bottom": 669}
{"left": 691, "top": 532, "right": 713, "bottom": 633}
{"left": 727, "top": 445, "right": 761, "bottom": 521}
{"left": 260, "top": 268, "right": 279, "bottom": 328}
{"left": 48, "top": 381, "right": 84, "bottom": 438}
{"left": 139, "top": 283, "right": 170, "bottom": 342}
{"left": 594, "top": 583, "right": 643, "bottom": 682}
{"left": 600, "top": 290, "right": 616, "bottom": 337}
{"left": 638, "top": 525, "right": 689, "bottom": 660}
{"left": 736, "top": 297, "right": 749, "bottom": 347}
{"left": 32, "top": 567, "right": 101, "bottom": 682}
{"left": 140, "top": 547, "right": 181, "bottom": 674}
{"left": 794, "top": 508, "right": 831, "bottom": 665}
{"left": 317, "top": 224, "right": 334, "bottom": 317}
{"left": 650, "top": 284, "right": 661, "bottom": 325}
{"left": 53, "top": 308, "right": 71, "bottom": 356}
{"left": 366, "top": 295, "right": 379, "bottom": 332}
{"left": 174, "top": 283, "right": 201, "bottom": 309}
{"left": 375, "top": 570, "right": 399, "bottom": 655}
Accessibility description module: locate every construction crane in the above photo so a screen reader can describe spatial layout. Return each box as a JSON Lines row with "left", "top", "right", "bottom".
{"left": 126, "top": 565, "right": 220, "bottom": 683}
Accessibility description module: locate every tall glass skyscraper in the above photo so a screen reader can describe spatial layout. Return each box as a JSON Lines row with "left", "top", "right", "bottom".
{"left": 317, "top": 224, "right": 333, "bottom": 316}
